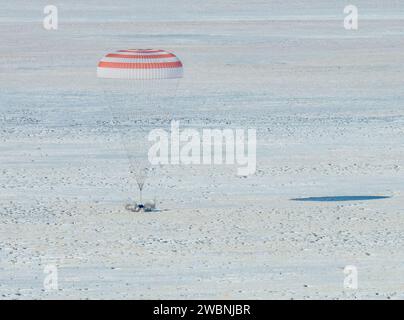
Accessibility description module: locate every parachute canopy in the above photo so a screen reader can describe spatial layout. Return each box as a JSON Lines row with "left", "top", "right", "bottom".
{"left": 97, "top": 49, "right": 183, "bottom": 80}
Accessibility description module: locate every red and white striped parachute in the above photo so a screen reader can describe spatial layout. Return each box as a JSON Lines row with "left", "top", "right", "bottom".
{"left": 97, "top": 49, "right": 183, "bottom": 80}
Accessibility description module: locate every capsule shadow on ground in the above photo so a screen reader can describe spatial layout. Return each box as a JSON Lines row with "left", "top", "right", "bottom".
{"left": 290, "top": 196, "right": 391, "bottom": 202}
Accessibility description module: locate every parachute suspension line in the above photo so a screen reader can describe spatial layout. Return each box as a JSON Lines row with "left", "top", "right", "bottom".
{"left": 102, "top": 87, "right": 134, "bottom": 182}
{"left": 137, "top": 181, "right": 144, "bottom": 203}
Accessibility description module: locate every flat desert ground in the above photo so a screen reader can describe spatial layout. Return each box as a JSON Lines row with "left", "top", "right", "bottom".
{"left": 0, "top": 1, "right": 404, "bottom": 299}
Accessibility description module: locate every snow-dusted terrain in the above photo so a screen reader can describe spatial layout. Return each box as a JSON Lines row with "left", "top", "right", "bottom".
{"left": 0, "top": 0, "right": 404, "bottom": 299}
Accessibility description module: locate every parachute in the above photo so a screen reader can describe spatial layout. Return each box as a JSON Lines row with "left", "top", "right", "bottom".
{"left": 97, "top": 49, "right": 183, "bottom": 208}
